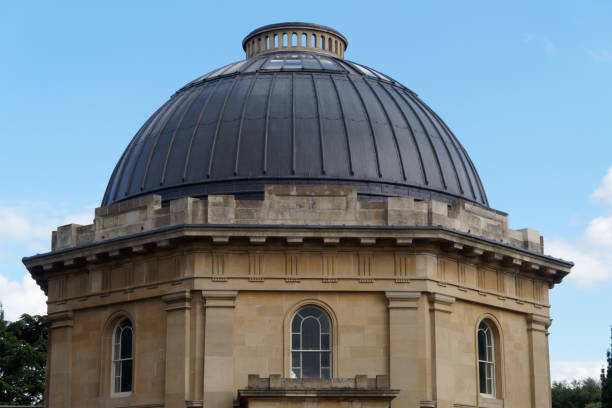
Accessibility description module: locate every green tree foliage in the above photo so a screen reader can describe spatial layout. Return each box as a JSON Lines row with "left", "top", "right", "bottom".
{"left": 603, "top": 326, "right": 612, "bottom": 408}
{"left": 0, "top": 304, "right": 47, "bottom": 405}
{"left": 552, "top": 378, "right": 601, "bottom": 408}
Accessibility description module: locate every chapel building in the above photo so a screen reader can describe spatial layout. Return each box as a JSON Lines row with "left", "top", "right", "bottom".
{"left": 24, "top": 22, "right": 572, "bottom": 408}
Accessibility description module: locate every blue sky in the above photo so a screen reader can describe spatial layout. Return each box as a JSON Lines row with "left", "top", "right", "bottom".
{"left": 1, "top": 1, "right": 611, "bottom": 382}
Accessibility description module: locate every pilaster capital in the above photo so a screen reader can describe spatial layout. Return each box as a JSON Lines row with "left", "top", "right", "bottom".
{"left": 162, "top": 290, "right": 192, "bottom": 311}
{"left": 527, "top": 313, "right": 552, "bottom": 332}
{"left": 45, "top": 311, "right": 74, "bottom": 329}
{"left": 203, "top": 290, "right": 238, "bottom": 308}
{"left": 385, "top": 291, "right": 421, "bottom": 309}
{"left": 428, "top": 293, "right": 455, "bottom": 314}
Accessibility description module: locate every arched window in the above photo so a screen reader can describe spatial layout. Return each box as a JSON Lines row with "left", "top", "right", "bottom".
{"left": 478, "top": 321, "right": 495, "bottom": 396}
{"left": 290, "top": 306, "right": 331, "bottom": 379}
{"left": 112, "top": 319, "right": 133, "bottom": 394}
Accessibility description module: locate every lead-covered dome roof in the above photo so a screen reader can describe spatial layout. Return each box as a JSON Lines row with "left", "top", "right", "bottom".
{"left": 102, "top": 23, "right": 488, "bottom": 207}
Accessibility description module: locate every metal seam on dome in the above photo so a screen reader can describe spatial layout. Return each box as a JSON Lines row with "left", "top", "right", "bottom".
{"left": 424, "top": 105, "right": 485, "bottom": 203}
{"left": 311, "top": 73, "right": 326, "bottom": 174}
{"left": 263, "top": 73, "right": 277, "bottom": 175}
{"left": 396, "top": 90, "right": 447, "bottom": 190}
{"left": 141, "top": 91, "right": 192, "bottom": 191}
{"left": 466, "top": 151, "right": 488, "bottom": 206}
{"left": 346, "top": 75, "right": 382, "bottom": 178}
{"left": 124, "top": 99, "right": 176, "bottom": 197}
{"left": 234, "top": 74, "right": 258, "bottom": 175}
{"left": 291, "top": 73, "right": 296, "bottom": 174}
{"left": 160, "top": 87, "right": 205, "bottom": 185}
{"left": 363, "top": 79, "right": 407, "bottom": 181}
{"left": 104, "top": 101, "right": 167, "bottom": 204}
{"left": 379, "top": 84, "right": 428, "bottom": 186}
{"left": 417, "top": 98, "right": 477, "bottom": 201}
{"left": 182, "top": 80, "right": 223, "bottom": 181}
{"left": 330, "top": 75, "right": 354, "bottom": 176}
{"left": 207, "top": 76, "right": 239, "bottom": 178}
{"left": 411, "top": 96, "right": 463, "bottom": 195}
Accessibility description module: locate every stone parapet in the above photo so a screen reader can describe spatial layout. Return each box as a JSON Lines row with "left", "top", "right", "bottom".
{"left": 239, "top": 375, "right": 398, "bottom": 408}
{"left": 51, "top": 185, "right": 543, "bottom": 253}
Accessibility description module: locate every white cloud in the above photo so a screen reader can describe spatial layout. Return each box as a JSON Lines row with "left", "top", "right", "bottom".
{"left": 546, "top": 165, "right": 612, "bottom": 285}
{"left": 586, "top": 49, "right": 612, "bottom": 63}
{"left": 591, "top": 166, "right": 612, "bottom": 204}
{"left": 551, "top": 360, "right": 605, "bottom": 383}
{"left": 0, "top": 202, "right": 94, "bottom": 253}
{"left": 546, "top": 240, "right": 610, "bottom": 286}
{"left": 0, "top": 273, "right": 47, "bottom": 321}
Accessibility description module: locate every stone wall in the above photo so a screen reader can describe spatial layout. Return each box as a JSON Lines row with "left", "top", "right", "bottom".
{"left": 52, "top": 185, "right": 543, "bottom": 254}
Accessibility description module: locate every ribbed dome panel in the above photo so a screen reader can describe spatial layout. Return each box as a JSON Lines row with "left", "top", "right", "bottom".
{"left": 102, "top": 51, "right": 488, "bottom": 207}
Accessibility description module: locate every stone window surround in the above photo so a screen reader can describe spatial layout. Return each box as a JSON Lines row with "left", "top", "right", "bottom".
{"left": 99, "top": 310, "right": 138, "bottom": 402}
{"left": 111, "top": 318, "right": 134, "bottom": 397}
{"left": 283, "top": 298, "right": 338, "bottom": 379}
{"left": 474, "top": 314, "right": 505, "bottom": 405}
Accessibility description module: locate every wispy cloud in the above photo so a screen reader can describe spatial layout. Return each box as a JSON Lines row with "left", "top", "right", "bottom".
{"left": 551, "top": 360, "right": 605, "bottom": 383}
{"left": 586, "top": 49, "right": 612, "bottom": 63}
{"left": 522, "top": 32, "right": 555, "bottom": 56}
{"left": 547, "top": 165, "right": 612, "bottom": 285}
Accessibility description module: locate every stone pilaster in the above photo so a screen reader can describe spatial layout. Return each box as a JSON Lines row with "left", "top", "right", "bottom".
{"left": 203, "top": 290, "right": 238, "bottom": 408}
{"left": 386, "top": 291, "right": 431, "bottom": 407}
{"left": 527, "top": 314, "right": 552, "bottom": 408}
{"left": 45, "top": 311, "right": 73, "bottom": 408}
{"left": 429, "top": 293, "right": 456, "bottom": 408}
{"left": 163, "top": 291, "right": 192, "bottom": 407}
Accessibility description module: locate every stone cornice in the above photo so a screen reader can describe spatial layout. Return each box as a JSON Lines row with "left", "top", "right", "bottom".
{"left": 24, "top": 223, "right": 571, "bottom": 295}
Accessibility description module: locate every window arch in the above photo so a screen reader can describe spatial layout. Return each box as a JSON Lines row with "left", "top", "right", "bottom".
{"left": 478, "top": 321, "right": 495, "bottom": 396}
{"left": 112, "top": 318, "right": 133, "bottom": 394}
{"left": 290, "top": 306, "right": 331, "bottom": 379}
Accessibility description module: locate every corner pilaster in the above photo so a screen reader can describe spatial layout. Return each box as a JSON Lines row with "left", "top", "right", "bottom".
{"left": 163, "top": 290, "right": 192, "bottom": 407}
{"left": 202, "top": 290, "right": 238, "bottom": 408}
{"left": 45, "top": 311, "right": 74, "bottom": 408}
{"left": 429, "top": 293, "right": 455, "bottom": 408}
{"left": 527, "top": 314, "right": 552, "bottom": 408}
{"left": 386, "top": 291, "right": 430, "bottom": 407}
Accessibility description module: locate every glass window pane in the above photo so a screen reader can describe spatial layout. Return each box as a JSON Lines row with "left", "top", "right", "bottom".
{"left": 291, "top": 368, "right": 301, "bottom": 379}
{"left": 320, "top": 315, "right": 330, "bottom": 333}
{"left": 301, "top": 318, "right": 320, "bottom": 350}
{"left": 121, "top": 328, "right": 132, "bottom": 359}
{"left": 321, "top": 367, "right": 330, "bottom": 379}
{"left": 487, "top": 345, "right": 493, "bottom": 362}
{"left": 262, "top": 59, "right": 283, "bottom": 70}
{"left": 321, "top": 351, "right": 330, "bottom": 367}
{"left": 284, "top": 59, "right": 302, "bottom": 70}
{"left": 479, "top": 362, "right": 486, "bottom": 393}
{"left": 292, "top": 351, "right": 300, "bottom": 368}
{"left": 114, "top": 374, "right": 121, "bottom": 393}
{"left": 300, "top": 307, "right": 322, "bottom": 318}
{"left": 292, "top": 333, "right": 300, "bottom": 349}
{"left": 321, "top": 334, "right": 330, "bottom": 350}
{"left": 302, "top": 352, "right": 320, "bottom": 378}
{"left": 478, "top": 331, "right": 486, "bottom": 361}
{"left": 121, "top": 359, "right": 132, "bottom": 392}
{"left": 292, "top": 316, "right": 302, "bottom": 333}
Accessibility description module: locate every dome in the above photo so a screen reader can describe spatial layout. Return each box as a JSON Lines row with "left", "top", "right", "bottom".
{"left": 102, "top": 23, "right": 488, "bottom": 207}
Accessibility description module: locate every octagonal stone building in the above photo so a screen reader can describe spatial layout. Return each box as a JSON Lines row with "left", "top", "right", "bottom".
{"left": 24, "top": 22, "right": 572, "bottom": 408}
